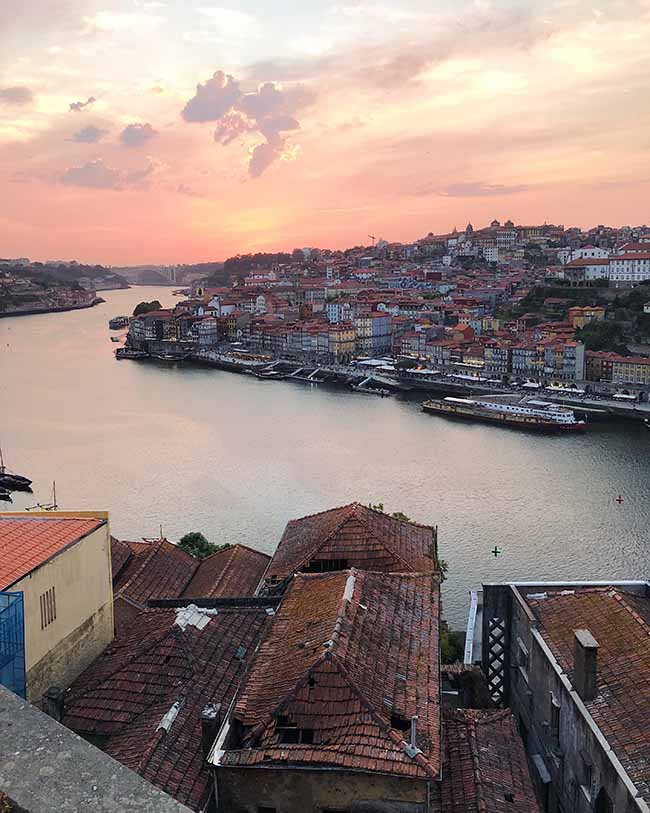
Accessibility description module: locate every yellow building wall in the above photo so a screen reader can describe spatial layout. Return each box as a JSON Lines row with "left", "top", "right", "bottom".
{"left": 7, "top": 512, "right": 114, "bottom": 701}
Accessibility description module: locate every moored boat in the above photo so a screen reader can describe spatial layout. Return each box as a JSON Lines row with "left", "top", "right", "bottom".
{"left": 115, "top": 347, "right": 148, "bottom": 360}
{"left": 0, "top": 447, "right": 32, "bottom": 491}
{"left": 0, "top": 488, "right": 12, "bottom": 502}
{"left": 422, "top": 396, "right": 586, "bottom": 433}
{"left": 351, "top": 385, "right": 391, "bottom": 397}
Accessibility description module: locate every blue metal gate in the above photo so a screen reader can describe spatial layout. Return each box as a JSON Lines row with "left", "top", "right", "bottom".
{"left": 0, "top": 591, "right": 26, "bottom": 698}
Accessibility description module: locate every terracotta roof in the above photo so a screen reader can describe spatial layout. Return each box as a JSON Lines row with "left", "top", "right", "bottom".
{"left": 110, "top": 536, "right": 132, "bottom": 581}
{"left": 63, "top": 603, "right": 272, "bottom": 811}
{"left": 437, "top": 709, "right": 541, "bottom": 812}
{"left": 182, "top": 545, "right": 270, "bottom": 599}
{"left": 115, "top": 538, "right": 197, "bottom": 606}
{"left": 527, "top": 587, "right": 650, "bottom": 803}
{"left": 0, "top": 516, "right": 105, "bottom": 590}
{"left": 220, "top": 569, "right": 441, "bottom": 779}
{"left": 266, "top": 503, "right": 438, "bottom": 582}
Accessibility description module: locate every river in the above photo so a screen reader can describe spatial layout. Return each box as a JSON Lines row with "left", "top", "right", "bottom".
{"left": 1, "top": 286, "right": 649, "bottom": 628}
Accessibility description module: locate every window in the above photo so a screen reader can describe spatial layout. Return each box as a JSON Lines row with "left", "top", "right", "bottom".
{"left": 40, "top": 586, "right": 57, "bottom": 629}
{"left": 277, "top": 727, "right": 314, "bottom": 744}
{"left": 550, "top": 693, "right": 561, "bottom": 742}
{"left": 303, "top": 558, "right": 349, "bottom": 573}
{"left": 579, "top": 750, "right": 593, "bottom": 801}
{"left": 276, "top": 716, "right": 314, "bottom": 744}
{"left": 516, "top": 637, "right": 529, "bottom": 681}
{"left": 390, "top": 714, "right": 410, "bottom": 731}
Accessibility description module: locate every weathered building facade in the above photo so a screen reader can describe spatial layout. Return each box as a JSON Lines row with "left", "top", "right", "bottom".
{"left": 475, "top": 581, "right": 650, "bottom": 813}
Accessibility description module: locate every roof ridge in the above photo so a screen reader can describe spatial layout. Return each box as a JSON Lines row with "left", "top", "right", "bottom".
{"left": 355, "top": 507, "right": 436, "bottom": 572}
{"left": 291, "top": 506, "right": 358, "bottom": 574}
{"left": 117, "top": 538, "right": 199, "bottom": 598}
{"left": 465, "top": 712, "right": 488, "bottom": 813}
{"left": 361, "top": 503, "right": 436, "bottom": 532}
{"left": 611, "top": 589, "right": 650, "bottom": 636}
{"left": 67, "top": 621, "right": 182, "bottom": 708}
{"left": 285, "top": 502, "right": 357, "bottom": 526}
{"left": 245, "top": 650, "right": 331, "bottom": 743}
{"left": 333, "top": 653, "right": 439, "bottom": 779}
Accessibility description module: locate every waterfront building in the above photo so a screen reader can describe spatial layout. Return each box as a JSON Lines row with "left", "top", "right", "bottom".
{"left": 0, "top": 513, "right": 114, "bottom": 701}
{"left": 471, "top": 580, "right": 650, "bottom": 812}
{"left": 611, "top": 355, "right": 650, "bottom": 386}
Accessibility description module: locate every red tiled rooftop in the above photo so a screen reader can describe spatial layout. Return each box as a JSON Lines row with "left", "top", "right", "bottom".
{"left": 527, "top": 587, "right": 650, "bottom": 804}
{"left": 437, "top": 709, "right": 541, "bottom": 812}
{"left": 266, "top": 502, "right": 438, "bottom": 582}
{"left": 182, "top": 544, "right": 270, "bottom": 599}
{"left": 0, "top": 516, "right": 105, "bottom": 590}
{"left": 64, "top": 603, "right": 272, "bottom": 811}
{"left": 221, "top": 568, "right": 441, "bottom": 779}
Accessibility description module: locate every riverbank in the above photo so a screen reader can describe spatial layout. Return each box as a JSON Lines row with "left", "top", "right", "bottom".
{"left": 123, "top": 347, "right": 650, "bottom": 423}
{"left": 0, "top": 297, "right": 105, "bottom": 319}
{"left": 3, "top": 285, "right": 650, "bottom": 629}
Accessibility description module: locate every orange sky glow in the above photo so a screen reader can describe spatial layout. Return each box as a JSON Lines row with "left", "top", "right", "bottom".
{"left": 1, "top": 0, "right": 649, "bottom": 264}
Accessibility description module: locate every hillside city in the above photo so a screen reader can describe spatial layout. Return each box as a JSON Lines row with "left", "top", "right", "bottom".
{"left": 2, "top": 218, "right": 650, "bottom": 813}
{"left": 111, "top": 219, "right": 650, "bottom": 391}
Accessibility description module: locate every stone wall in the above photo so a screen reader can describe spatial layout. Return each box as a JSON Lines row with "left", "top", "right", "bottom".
{"left": 215, "top": 766, "right": 428, "bottom": 813}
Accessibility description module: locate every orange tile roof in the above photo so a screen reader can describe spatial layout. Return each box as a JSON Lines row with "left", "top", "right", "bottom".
{"left": 266, "top": 502, "right": 438, "bottom": 582}
{"left": 0, "top": 516, "right": 105, "bottom": 589}
{"left": 222, "top": 569, "right": 441, "bottom": 779}
{"left": 182, "top": 544, "right": 270, "bottom": 599}
{"left": 438, "top": 709, "right": 541, "bottom": 812}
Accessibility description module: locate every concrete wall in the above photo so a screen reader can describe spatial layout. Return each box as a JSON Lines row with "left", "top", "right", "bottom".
{"left": 215, "top": 767, "right": 428, "bottom": 813}
{"left": 11, "top": 516, "right": 114, "bottom": 701}
{"left": 483, "top": 583, "right": 644, "bottom": 813}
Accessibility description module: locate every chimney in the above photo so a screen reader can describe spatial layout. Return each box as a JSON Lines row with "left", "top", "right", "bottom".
{"left": 42, "top": 686, "right": 65, "bottom": 722}
{"left": 200, "top": 703, "right": 222, "bottom": 758}
{"left": 573, "top": 629, "right": 599, "bottom": 702}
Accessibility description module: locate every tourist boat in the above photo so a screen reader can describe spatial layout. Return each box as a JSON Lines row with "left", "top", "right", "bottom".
{"left": 0, "top": 447, "right": 32, "bottom": 491}
{"left": 115, "top": 347, "right": 148, "bottom": 360}
{"left": 422, "top": 396, "right": 586, "bottom": 433}
{"left": 351, "top": 385, "right": 391, "bottom": 397}
{"left": 151, "top": 351, "right": 189, "bottom": 363}
{"left": 0, "top": 488, "right": 12, "bottom": 502}
{"left": 108, "top": 316, "right": 129, "bottom": 329}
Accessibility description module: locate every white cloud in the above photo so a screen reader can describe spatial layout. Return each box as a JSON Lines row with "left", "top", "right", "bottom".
{"left": 195, "top": 7, "right": 260, "bottom": 38}
{"left": 81, "top": 11, "right": 164, "bottom": 35}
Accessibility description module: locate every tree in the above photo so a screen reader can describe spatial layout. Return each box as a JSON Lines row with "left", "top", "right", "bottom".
{"left": 440, "top": 621, "right": 465, "bottom": 664}
{"left": 178, "top": 532, "right": 230, "bottom": 559}
{"left": 133, "top": 299, "right": 162, "bottom": 317}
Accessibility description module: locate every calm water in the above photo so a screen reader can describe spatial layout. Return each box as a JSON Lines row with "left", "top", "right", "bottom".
{"left": 1, "top": 286, "right": 649, "bottom": 627}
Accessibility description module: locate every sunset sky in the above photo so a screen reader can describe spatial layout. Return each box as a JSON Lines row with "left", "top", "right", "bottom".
{"left": 1, "top": 0, "right": 649, "bottom": 264}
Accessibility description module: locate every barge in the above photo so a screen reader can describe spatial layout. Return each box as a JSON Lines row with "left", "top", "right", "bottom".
{"left": 422, "top": 396, "right": 586, "bottom": 432}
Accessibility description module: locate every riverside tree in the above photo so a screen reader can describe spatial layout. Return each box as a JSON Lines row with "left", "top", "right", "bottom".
{"left": 178, "top": 532, "right": 231, "bottom": 559}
